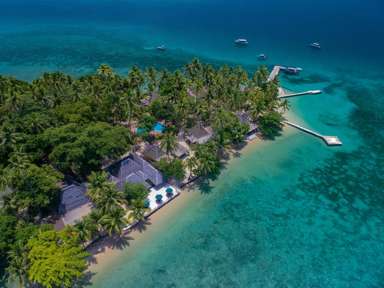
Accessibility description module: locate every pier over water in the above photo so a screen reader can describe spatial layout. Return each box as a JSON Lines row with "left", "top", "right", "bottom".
{"left": 267, "top": 65, "right": 281, "bottom": 82}
{"left": 278, "top": 90, "right": 322, "bottom": 99}
{"left": 268, "top": 65, "right": 342, "bottom": 147}
{"left": 283, "top": 121, "right": 342, "bottom": 146}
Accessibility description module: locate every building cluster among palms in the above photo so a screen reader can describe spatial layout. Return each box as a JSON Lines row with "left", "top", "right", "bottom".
{"left": 0, "top": 59, "right": 286, "bottom": 287}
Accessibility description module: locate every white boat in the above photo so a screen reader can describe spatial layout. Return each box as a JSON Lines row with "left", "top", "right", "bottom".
{"left": 258, "top": 53, "right": 267, "bottom": 60}
{"left": 280, "top": 66, "right": 303, "bottom": 75}
{"left": 156, "top": 45, "right": 167, "bottom": 51}
{"left": 309, "top": 42, "right": 321, "bottom": 49}
{"left": 235, "top": 38, "right": 248, "bottom": 46}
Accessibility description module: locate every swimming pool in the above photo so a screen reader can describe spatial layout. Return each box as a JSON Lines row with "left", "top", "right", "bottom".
{"left": 153, "top": 122, "right": 165, "bottom": 133}
{"left": 136, "top": 122, "right": 165, "bottom": 134}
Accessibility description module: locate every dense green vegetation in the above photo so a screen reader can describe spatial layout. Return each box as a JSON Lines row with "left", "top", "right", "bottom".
{"left": 187, "top": 142, "right": 221, "bottom": 177}
{"left": 27, "top": 228, "right": 89, "bottom": 288}
{"left": 157, "top": 158, "right": 185, "bottom": 181}
{"left": 0, "top": 59, "right": 285, "bottom": 286}
{"left": 123, "top": 182, "right": 149, "bottom": 205}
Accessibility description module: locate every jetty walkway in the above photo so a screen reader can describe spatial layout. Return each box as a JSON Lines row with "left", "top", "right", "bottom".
{"left": 267, "top": 65, "right": 281, "bottom": 82}
{"left": 283, "top": 121, "right": 342, "bottom": 146}
{"left": 278, "top": 90, "right": 322, "bottom": 99}
{"left": 267, "top": 65, "right": 303, "bottom": 82}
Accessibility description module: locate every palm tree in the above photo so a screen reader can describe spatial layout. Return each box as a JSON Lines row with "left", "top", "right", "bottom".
{"left": 88, "top": 209, "right": 103, "bottom": 232}
{"left": 7, "top": 149, "right": 31, "bottom": 181}
{"left": 99, "top": 207, "right": 127, "bottom": 236}
{"left": 30, "top": 72, "right": 71, "bottom": 108}
{"left": 0, "top": 76, "right": 12, "bottom": 105}
{"left": 160, "top": 132, "right": 177, "bottom": 159}
{"left": 174, "top": 94, "right": 192, "bottom": 129}
{"left": 279, "top": 99, "right": 290, "bottom": 112}
{"left": 252, "top": 65, "right": 269, "bottom": 88}
{"left": 87, "top": 171, "right": 126, "bottom": 214}
{"left": 130, "top": 199, "right": 146, "bottom": 222}
{"left": 128, "top": 65, "right": 144, "bottom": 101}
{"left": 172, "top": 70, "right": 187, "bottom": 103}
{"left": 120, "top": 88, "right": 136, "bottom": 126}
{"left": 193, "top": 143, "right": 220, "bottom": 177}
{"left": 146, "top": 67, "right": 158, "bottom": 94}
{"left": 99, "top": 184, "right": 127, "bottom": 214}
{"left": 97, "top": 64, "right": 114, "bottom": 78}
{"left": 74, "top": 217, "right": 98, "bottom": 243}
{"left": 186, "top": 157, "right": 197, "bottom": 179}
{"left": 248, "top": 89, "right": 266, "bottom": 120}
{"left": 27, "top": 113, "right": 46, "bottom": 134}
{"left": 5, "top": 89, "right": 24, "bottom": 113}
{"left": 185, "top": 58, "right": 203, "bottom": 82}
{"left": 0, "top": 125, "right": 21, "bottom": 150}
{"left": 7, "top": 243, "right": 29, "bottom": 288}
{"left": 87, "top": 171, "right": 109, "bottom": 203}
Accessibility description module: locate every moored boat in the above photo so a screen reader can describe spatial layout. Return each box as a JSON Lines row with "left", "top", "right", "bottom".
{"left": 309, "top": 42, "right": 321, "bottom": 49}
{"left": 258, "top": 53, "right": 267, "bottom": 60}
{"left": 280, "top": 66, "right": 303, "bottom": 75}
{"left": 156, "top": 45, "right": 167, "bottom": 51}
{"left": 234, "top": 38, "right": 248, "bottom": 46}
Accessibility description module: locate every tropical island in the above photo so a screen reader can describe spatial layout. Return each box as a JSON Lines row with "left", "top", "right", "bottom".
{"left": 0, "top": 59, "right": 287, "bottom": 287}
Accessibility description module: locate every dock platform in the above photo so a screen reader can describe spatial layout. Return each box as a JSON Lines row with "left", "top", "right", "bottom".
{"left": 267, "top": 65, "right": 281, "bottom": 82}
{"left": 283, "top": 121, "right": 342, "bottom": 146}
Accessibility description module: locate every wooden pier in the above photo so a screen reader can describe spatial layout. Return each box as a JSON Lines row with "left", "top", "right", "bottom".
{"left": 267, "top": 65, "right": 281, "bottom": 82}
{"left": 278, "top": 90, "right": 322, "bottom": 99}
{"left": 266, "top": 65, "right": 341, "bottom": 146}
{"left": 283, "top": 121, "right": 342, "bottom": 146}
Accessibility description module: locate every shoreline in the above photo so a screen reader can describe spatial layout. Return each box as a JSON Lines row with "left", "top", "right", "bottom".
{"left": 87, "top": 179, "right": 200, "bottom": 274}
{"left": 87, "top": 108, "right": 300, "bottom": 277}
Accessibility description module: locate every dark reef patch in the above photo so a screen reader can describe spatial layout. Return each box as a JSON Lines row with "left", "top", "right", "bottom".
{"left": 323, "top": 81, "right": 344, "bottom": 94}
{"left": 282, "top": 73, "right": 330, "bottom": 85}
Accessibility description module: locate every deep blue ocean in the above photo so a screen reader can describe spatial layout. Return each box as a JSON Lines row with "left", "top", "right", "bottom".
{"left": 1, "top": 1, "right": 384, "bottom": 287}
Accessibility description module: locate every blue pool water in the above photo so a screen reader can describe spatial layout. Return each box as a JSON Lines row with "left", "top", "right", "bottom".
{"left": 136, "top": 122, "right": 165, "bottom": 135}
{"left": 153, "top": 122, "right": 165, "bottom": 133}
{"left": 0, "top": 0, "right": 383, "bottom": 287}
{"left": 135, "top": 127, "right": 145, "bottom": 135}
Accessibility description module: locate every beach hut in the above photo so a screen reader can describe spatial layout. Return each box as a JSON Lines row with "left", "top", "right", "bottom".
{"left": 236, "top": 111, "right": 258, "bottom": 136}
{"left": 56, "top": 183, "right": 93, "bottom": 228}
{"left": 172, "top": 143, "right": 190, "bottom": 159}
{"left": 143, "top": 143, "right": 166, "bottom": 162}
{"left": 186, "top": 125, "right": 213, "bottom": 144}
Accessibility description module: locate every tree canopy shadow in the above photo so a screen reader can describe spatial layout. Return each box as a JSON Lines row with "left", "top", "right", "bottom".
{"left": 131, "top": 218, "right": 152, "bottom": 233}
{"left": 77, "top": 271, "right": 97, "bottom": 287}
{"left": 86, "top": 234, "right": 134, "bottom": 265}
{"left": 197, "top": 177, "right": 216, "bottom": 194}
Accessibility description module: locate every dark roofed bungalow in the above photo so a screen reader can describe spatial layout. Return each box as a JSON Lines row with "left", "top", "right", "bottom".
{"left": 57, "top": 183, "right": 92, "bottom": 227}
{"left": 173, "top": 142, "right": 189, "bottom": 159}
{"left": 143, "top": 143, "right": 166, "bottom": 162}
{"left": 107, "top": 153, "right": 164, "bottom": 189}
{"left": 186, "top": 125, "right": 213, "bottom": 144}
{"left": 143, "top": 142, "right": 189, "bottom": 161}
{"left": 236, "top": 111, "right": 258, "bottom": 136}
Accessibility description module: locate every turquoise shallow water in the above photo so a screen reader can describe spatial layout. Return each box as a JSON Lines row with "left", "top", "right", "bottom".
{"left": 1, "top": 0, "right": 383, "bottom": 287}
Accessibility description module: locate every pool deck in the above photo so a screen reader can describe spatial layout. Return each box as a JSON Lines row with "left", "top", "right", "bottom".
{"left": 147, "top": 185, "right": 178, "bottom": 211}
{"left": 123, "top": 184, "right": 179, "bottom": 231}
